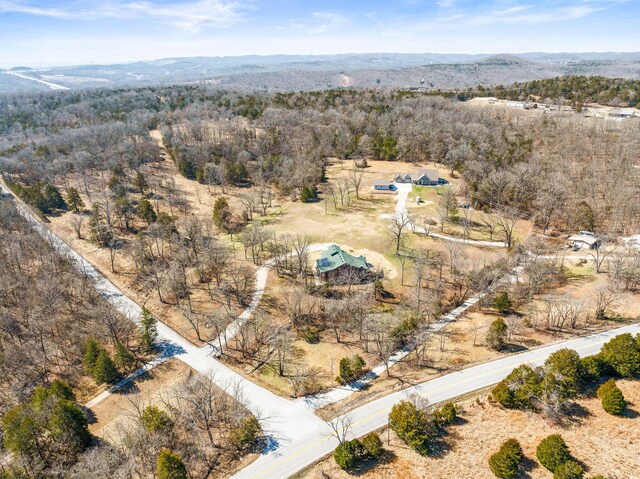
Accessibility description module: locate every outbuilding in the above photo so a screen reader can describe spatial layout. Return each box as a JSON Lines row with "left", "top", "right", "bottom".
{"left": 568, "top": 234, "right": 601, "bottom": 250}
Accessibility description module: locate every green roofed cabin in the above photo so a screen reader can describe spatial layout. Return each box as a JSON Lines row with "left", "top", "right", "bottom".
{"left": 316, "top": 244, "right": 375, "bottom": 284}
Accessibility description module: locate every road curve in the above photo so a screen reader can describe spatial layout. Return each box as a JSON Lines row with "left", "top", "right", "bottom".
{"left": 0, "top": 181, "right": 325, "bottom": 447}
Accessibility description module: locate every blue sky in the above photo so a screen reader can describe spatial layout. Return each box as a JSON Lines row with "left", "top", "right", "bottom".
{"left": 0, "top": 0, "right": 638, "bottom": 68}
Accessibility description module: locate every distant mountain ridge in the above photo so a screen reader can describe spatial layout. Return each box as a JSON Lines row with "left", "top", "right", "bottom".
{"left": 1, "top": 52, "right": 639, "bottom": 94}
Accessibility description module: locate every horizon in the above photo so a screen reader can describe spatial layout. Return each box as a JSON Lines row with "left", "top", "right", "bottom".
{"left": 1, "top": 0, "right": 639, "bottom": 69}
{"left": 3, "top": 49, "right": 640, "bottom": 71}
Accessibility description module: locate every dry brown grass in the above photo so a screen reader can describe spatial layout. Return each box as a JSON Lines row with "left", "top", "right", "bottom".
{"left": 303, "top": 380, "right": 640, "bottom": 479}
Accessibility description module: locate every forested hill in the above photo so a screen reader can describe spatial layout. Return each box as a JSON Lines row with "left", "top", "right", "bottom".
{"left": 477, "top": 76, "right": 640, "bottom": 107}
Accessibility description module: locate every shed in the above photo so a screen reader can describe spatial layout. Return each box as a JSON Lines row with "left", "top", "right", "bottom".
{"left": 568, "top": 234, "right": 601, "bottom": 250}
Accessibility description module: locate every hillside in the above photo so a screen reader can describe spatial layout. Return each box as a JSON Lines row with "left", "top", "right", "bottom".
{"left": 2, "top": 52, "right": 640, "bottom": 94}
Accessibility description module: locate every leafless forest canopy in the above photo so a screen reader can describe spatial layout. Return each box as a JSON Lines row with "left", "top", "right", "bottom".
{"left": 1, "top": 86, "right": 639, "bottom": 234}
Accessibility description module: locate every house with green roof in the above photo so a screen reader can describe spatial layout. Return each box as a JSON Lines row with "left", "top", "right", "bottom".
{"left": 315, "top": 244, "right": 374, "bottom": 284}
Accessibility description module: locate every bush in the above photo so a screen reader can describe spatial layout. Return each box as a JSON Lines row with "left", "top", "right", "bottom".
{"left": 338, "top": 354, "right": 366, "bottom": 384}
{"left": 488, "top": 438, "right": 523, "bottom": 479}
{"left": 156, "top": 450, "right": 187, "bottom": 479}
{"left": 434, "top": 402, "right": 457, "bottom": 427}
{"left": 333, "top": 439, "right": 367, "bottom": 470}
{"left": 486, "top": 317, "right": 508, "bottom": 350}
{"left": 140, "top": 406, "right": 173, "bottom": 433}
{"left": 580, "top": 355, "right": 608, "bottom": 382}
{"left": 544, "top": 349, "right": 584, "bottom": 399}
{"left": 493, "top": 291, "right": 512, "bottom": 313}
{"left": 597, "top": 379, "right": 626, "bottom": 416}
{"left": 600, "top": 333, "right": 640, "bottom": 378}
{"left": 492, "top": 364, "right": 542, "bottom": 410}
{"left": 554, "top": 460, "right": 584, "bottom": 479}
{"left": 536, "top": 434, "right": 571, "bottom": 473}
{"left": 361, "top": 432, "right": 383, "bottom": 459}
{"left": 230, "top": 416, "right": 261, "bottom": 450}
{"left": 388, "top": 400, "right": 437, "bottom": 455}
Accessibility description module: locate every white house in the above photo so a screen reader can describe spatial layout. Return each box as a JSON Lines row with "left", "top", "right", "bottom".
{"left": 568, "top": 234, "right": 601, "bottom": 250}
{"left": 373, "top": 179, "right": 395, "bottom": 190}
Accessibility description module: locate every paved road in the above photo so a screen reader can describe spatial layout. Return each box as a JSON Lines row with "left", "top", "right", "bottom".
{"left": 0, "top": 182, "right": 325, "bottom": 447}
{"left": 5, "top": 71, "right": 70, "bottom": 90}
{"left": 234, "top": 321, "right": 640, "bottom": 479}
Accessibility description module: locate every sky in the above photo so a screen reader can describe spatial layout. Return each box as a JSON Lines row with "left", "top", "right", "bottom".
{"left": 0, "top": 0, "right": 638, "bottom": 68}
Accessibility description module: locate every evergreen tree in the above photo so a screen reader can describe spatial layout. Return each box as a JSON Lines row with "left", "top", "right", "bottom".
{"left": 361, "top": 432, "right": 383, "bottom": 458}
{"left": 230, "top": 416, "right": 261, "bottom": 450}
{"left": 537, "top": 434, "right": 572, "bottom": 473}
{"left": 388, "top": 400, "right": 437, "bottom": 455}
{"left": 140, "top": 307, "right": 158, "bottom": 353}
{"left": 486, "top": 317, "right": 508, "bottom": 350}
{"left": 88, "top": 204, "right": 113, "bottom": 246}
{"left": 49, "top": 399, "right": 92, "bottom": 454}
{"left": 553, "top": 460, "right": 584, "bottom": 479}
{"left": 492, "top": 364, "right": 543, "bottom": 410}
{"left": 156, "top": 450, "right": 187, "bottom": 479}
{"left": 83, "top": 337, "right": 101, "bottom": 375}
{"left": 65, "top": 187, "right": 84, "bottom": 212}
{"left": 133, "top": 171, "right": 148, "bottom": 195}
{"left": 212, "top": 197, "right": 232, "bottom": 233}
{"left": 114, "top": 342, "right": 135, "bottom": 371}
{"left": 140, "top": 406, "right": 173, "bottom": 433}
{"left": 600, "top": 333, "right": 640, "bottom": 378}
{"left": 488, "top": 438, "right": 523, "bottom": 479}
{"left": 43, "top": 184, "right": 67, "bottom": 210}
{"left": 333, "top": 439, "right": 367, "bottom": 470}
{"left": 137, "top": 198, "right": 157, "bottom": 225}
{"left": 493, "top": 292, "right": 512, "bottom": 313}
{"left": 597, "top": 379, "right": 626, "bottom": 416}
{"left": 543, "top": 349, "right": 584, "bottom": 400}
{"left": 92, "top": 350, "right": 118, "bottom": 384}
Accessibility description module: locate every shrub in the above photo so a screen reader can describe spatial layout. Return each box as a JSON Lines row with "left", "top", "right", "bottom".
{"left": 554, "top": 460, "right": 584, "bottom": 479}
{"left": 580, "top": 355, "right": 608, "bottom": 382}
{"left": 486, "top": 317, "right": 508, "bottom": 350}
{"left": 388, "top": 400, "right": 437, "bottom": 455}
{"left": 140, "top": 406, "right": 173, "bottom": 433}
{"left": 597, "top": 379, "right": 626, "bottom": 416}
{"left": 434, "top": 402, "right": 457, "bottom": 427}
{"left": 361, "top": 432, "right": 384, "bottom": 459}
{"left": 544, "top": 349, "right": 584, "bottom": 399}
{"left": 156, "top": 450, "right": 187, "bottom": 479}
{"left": 600, "top": 333, "right": 640, "bottom": 378}
{"left": 488, "top": 438, "right": 523, "bottom": 479}
{"left": 230, "top": 416, "right": 261, "bottom": 450}
{"left": 338, "top": 354, "right": 366, "bottom": 383}
{"left": 493, "top": 292, "right": 512, "bottom": 313}
{"left": 333, "top": 439, "right": 367, "bottom": 470}
{"left": 492, "top": 364, "right": 542, "bottom": 410}
{"left": 537, "top": 434, "right": 571, "bottom": 472}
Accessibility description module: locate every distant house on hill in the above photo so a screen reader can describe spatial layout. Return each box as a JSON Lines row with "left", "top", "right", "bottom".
{"left": 393, "top": 169, "right": 445, "bottom": 186}
{"left": 373, "top": 179, "right": 395, "bottom": 190}
{"left": 315, "top": 244, "right": 375, "bottom": 284}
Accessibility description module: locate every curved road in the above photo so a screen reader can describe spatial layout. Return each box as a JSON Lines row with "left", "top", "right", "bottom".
{"left": 234, "top": 321, "right": 640, "bottom": 479}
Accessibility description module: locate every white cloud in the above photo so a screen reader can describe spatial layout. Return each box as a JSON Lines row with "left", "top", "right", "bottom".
{"left": 0, "top": 0, "right": 247, "bottom": 31}
{"left": 308, "top": 11, "right": 348, "bottom": 33}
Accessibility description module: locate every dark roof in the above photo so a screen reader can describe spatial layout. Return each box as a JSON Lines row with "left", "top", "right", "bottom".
{"left": 316, "top": 244, "right": 371, "bottom": 273}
